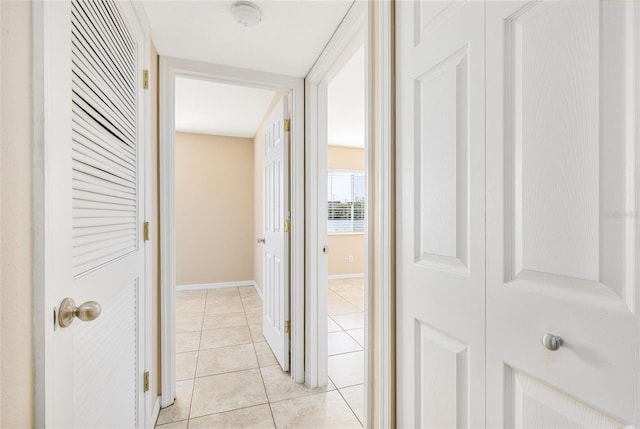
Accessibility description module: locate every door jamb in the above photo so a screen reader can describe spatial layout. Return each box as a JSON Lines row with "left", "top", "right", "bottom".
{"left": 304, "top": 0, "right": 365, "bottom": 389}
{"left": 159, "top": 57, "right": 305, "bottom": 407}
{"left": 305, "top": 1, "right": 395, "bottom": 426}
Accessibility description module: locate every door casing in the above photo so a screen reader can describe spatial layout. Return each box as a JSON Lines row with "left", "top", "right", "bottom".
{"left": 158, "top": 57, "right": 305, "bottom": 407}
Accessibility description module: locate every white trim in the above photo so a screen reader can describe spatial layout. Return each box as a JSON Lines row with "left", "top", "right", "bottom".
{"left": 151, "top": 396, "right": 161, "bottom": 428}
{"left": 160, "top": 57, "right": 305, "bottom": 407}
{"left": 372, "top": 1, "right": 394, "bottom": 427}
{"left": 176, "top": 280, "right": 256, "bottom": 291}
{"left": 304, "top": 0, "right": 366, "bottom": 391}
{"left": 328, "top": 273, "right": 365, "bottom": 280}
{"left": 253, "top": 282, "right": 264, "bottom": 301}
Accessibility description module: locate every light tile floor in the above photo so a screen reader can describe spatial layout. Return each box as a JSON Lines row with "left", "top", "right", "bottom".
{"left": 157, "top": 279, "right": 364, "bottom": 429}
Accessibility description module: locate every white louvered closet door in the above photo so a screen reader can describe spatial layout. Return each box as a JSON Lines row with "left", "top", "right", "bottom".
{"left": 45, "top": 0, "right": 146, "bottom": 427}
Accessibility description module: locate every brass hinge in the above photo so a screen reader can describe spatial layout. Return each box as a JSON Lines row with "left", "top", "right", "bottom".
{"left": 143, "top": 371, "right": 150, "bottom": 392}
{"left": 284, "top": 219, "right": 291, "bottom": 233}
{"left": 283, "top": 118, "right": 291, "bottom": 132}
{"left": 143, "top": 221, "right": 150, "bottom": 241}
{"left": 284, "top": 320, "right": 290, "bottom": 334}
{"left": 142, "top": 69, "right": 149, "bottom": 90}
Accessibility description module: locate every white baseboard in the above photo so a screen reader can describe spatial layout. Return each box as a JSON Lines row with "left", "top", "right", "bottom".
{"left": 328, "top": 273, "right": 365, "bottom": 280}
{"left": 176, "top": 280, "right": 255, "bottom": 291}
{"left": 151, "top": 396, "right": 161, "bottom": 427}
{"left": 253, "top": 282, "right": 263, "bottom": 301}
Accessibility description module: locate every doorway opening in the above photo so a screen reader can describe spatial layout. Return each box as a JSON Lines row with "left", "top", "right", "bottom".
{"left": 324, "top": 43, "right": 367, "bottom": 425}
{"left": 159, "top": 57, "right": 305, "bottom": 410}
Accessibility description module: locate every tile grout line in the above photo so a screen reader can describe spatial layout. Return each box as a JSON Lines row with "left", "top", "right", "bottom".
{"left": 239, "top": 287, "right": 279, "bottom": 429}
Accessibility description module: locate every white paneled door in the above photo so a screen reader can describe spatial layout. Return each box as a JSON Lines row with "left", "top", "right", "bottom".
{"left": 262, "top": 96, "right": 291, "bottom": 371}
{"left": 486, "top": 1, "right": 639, "bottom": 426}
{"left": 398, "top": 0, "right": 640, "bottom": 427}
{"left": 43, "top": 0, "right": 146, "bottom": 427}
{"left": 396, "top": 1, "right": 486, "bottom": 427}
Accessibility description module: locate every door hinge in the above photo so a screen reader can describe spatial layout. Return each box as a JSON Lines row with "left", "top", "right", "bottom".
{"left": 143, "top": 371, "right": 150, "bottom": 392}
{"left": 143, "top": 221, "right": 150, "bottom": 241}
{"left": 284, "top": 320, "right": 290, "bottom": 333}
{"left": 284, "top": 118, "right": 291, "bottom": 132}
{"left": 142, "top": 69, "right": 149, "bottom": 90}
{"left": 284, "top": 219, "right": 291, "bottom": 233}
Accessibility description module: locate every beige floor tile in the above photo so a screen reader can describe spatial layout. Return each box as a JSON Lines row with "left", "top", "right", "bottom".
{"left": 188, "top": 404, "right": 274, "bottom": 429}
{"left": 238, "top": 285, "right": 259, "bottom": 297}
{"left": 328, "top": 331, "right": 362, "bottom": 356}
{"left": 261, "top": 365, "right": 335, "bottom": 403}
{"left": 334, "top": 290, "right": 365, "bottom": 309}
{"left": 270, "top": 391, "right": 361, "bottom": 429}
{"left": 254, "top": 341, "right": 278, "bottom": 367}
{"left": 328, "top": 293, "right": 361, "bottom": 315}
{"left": 190, "top": 369, "right": 267, "bottom": 418}
{"left": 156, "top": 379, "right": 194, "bottom": 425}
{"left": 245, "top": 310, "right": 263, "bottom": 325}
{"left": 328, "top": 279, "right": 364, "bottom": 293}
{"left": 155, "top": 420, "right": 188, "bottom": 429}
{"left": 328, "top": 351, "right": 364, "bottom": 388}
{"left": 345, "top": 328, "right": 365, "bottom": 347}
{"left": 241, "top": 295, "right": 262, "bottom": 311}
{"left": 176, "top": 314, "right": 203, "bottom": 334}
{"left": 205, "top": 296, "right": 245, "bottom": 315}
{"left": 328, "top": 317, "right": 342, "bottom": 333}
{"left": 249, "top": 324, "right": 265, "bottom": 343}
{"left": 176, "top": 331, "right": 200, "bottom": 353}
{"left": 340, "top": 384, "right": 364, "bottom": 424}
{"left": 199, "top": 326, "right": 252, "bottom": 350}
{"left": 176, "top": 351, "right": 198, "bottom": 381}
{"left": 202, "top": 312, "right": 247, "bottom": 330}
{"left": 175, "top": 300, "right": 205, "bottom": 316}
{"left": 206, "top": 287, "right": 240, "bottom": 301}
{"left": 331, "top": 312, "right": 364, "bottom": 330}
{"left": 196, "top": 343, "right": 258, "bottom": 377}
{"left": 176, "top": 290, "right": 207, "bottom": 300}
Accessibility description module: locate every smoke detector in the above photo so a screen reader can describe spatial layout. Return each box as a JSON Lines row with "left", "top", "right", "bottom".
{"left": 232, "top": 1, "right": 262, "bottom": 27}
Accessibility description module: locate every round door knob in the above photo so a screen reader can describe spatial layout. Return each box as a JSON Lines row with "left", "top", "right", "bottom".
{"left": 542, "top": 333, "right": 563, "bottom": 351}
{"left": 257, "top": 238, "right": 265, "bottom": 244}
{"left": 58, "top": 298, "right": 102, "bottom": 328}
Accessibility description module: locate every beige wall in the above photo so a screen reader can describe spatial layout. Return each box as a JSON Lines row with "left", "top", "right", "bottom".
{"left": 253, "top": 93, "right": 283, "bottom": 293}
{"left": 1, "top": 2, "right": 33, "bottom": 427}
{"left": 175, "top": 132, "right": 254, "bottom": 285}
{"left": 328, "top": 146, "right": 365, "bottom": 276}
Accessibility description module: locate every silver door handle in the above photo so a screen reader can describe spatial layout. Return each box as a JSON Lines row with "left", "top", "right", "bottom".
{"left": 542, "top": 333, "right": 563, "bottom": 351}
{"left": 257, "top": 238, "right": 265, "bottom": 244}
{"left": 58, "top": 298, "right": 102, "bottom": 328}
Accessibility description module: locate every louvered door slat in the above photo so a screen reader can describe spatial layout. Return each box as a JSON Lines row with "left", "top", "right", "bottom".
{"left": 73, "top": 110, "right": 136, "bottom": 162}
{"left": 71, "top": 0, "right": 138, "bottom": 277}
{"left": 72, "top": 1, "right": 135, "bottom": 91}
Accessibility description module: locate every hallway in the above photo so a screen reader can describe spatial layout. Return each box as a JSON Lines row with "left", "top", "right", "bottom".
{"left": 156, "top": 280, "right": 364, "bottom": 428}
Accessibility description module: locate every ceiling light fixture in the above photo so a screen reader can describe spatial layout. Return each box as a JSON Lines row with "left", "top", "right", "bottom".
{"left": 232, "top": 1, "right": 262, "bottom": 27}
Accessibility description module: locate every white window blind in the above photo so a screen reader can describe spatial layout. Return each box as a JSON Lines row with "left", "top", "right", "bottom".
{"left": 327, "top": 170, "right": 365, "bottom": 233}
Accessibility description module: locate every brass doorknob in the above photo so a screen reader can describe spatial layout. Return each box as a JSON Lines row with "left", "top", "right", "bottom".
{"left": 58, "top": 298, "right": 102, "bottom": 328}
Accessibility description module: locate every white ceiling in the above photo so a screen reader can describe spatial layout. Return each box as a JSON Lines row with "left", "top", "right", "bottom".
{"left": 328, "top": 44, "right": 364, "bottom": 148}
{"left": 174, "top": 77, "right": 276, "bottom": 138}
{"left": 142, "top": 0, "right": 354, "bottom": 77}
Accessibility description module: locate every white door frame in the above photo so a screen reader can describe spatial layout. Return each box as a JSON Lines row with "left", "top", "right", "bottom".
{"left": 304, "top": 1, "right": 394, "bottom": 426}
{"left": 159, "top": 57, "right": 305, "bottom": 407}
{"left": 33, "top": 1, "right": 153, "bottom": 426}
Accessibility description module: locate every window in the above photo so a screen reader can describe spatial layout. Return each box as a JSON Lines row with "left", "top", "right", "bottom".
{"left": 327, "top": 170, "right": 365, "bottom": 233}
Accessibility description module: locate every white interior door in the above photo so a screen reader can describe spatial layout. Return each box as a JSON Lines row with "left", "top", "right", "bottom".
{"left": 262, "top": 96, "right": 291, "bottom": 371}
{"left": 396, "top": 1, "right": 486, "bottom": 427}
{"left": 43, "top": 0, "right": 146, "bottom": 427}
{"left": 486, "top": 1, "right": 640, "bottom": 426}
